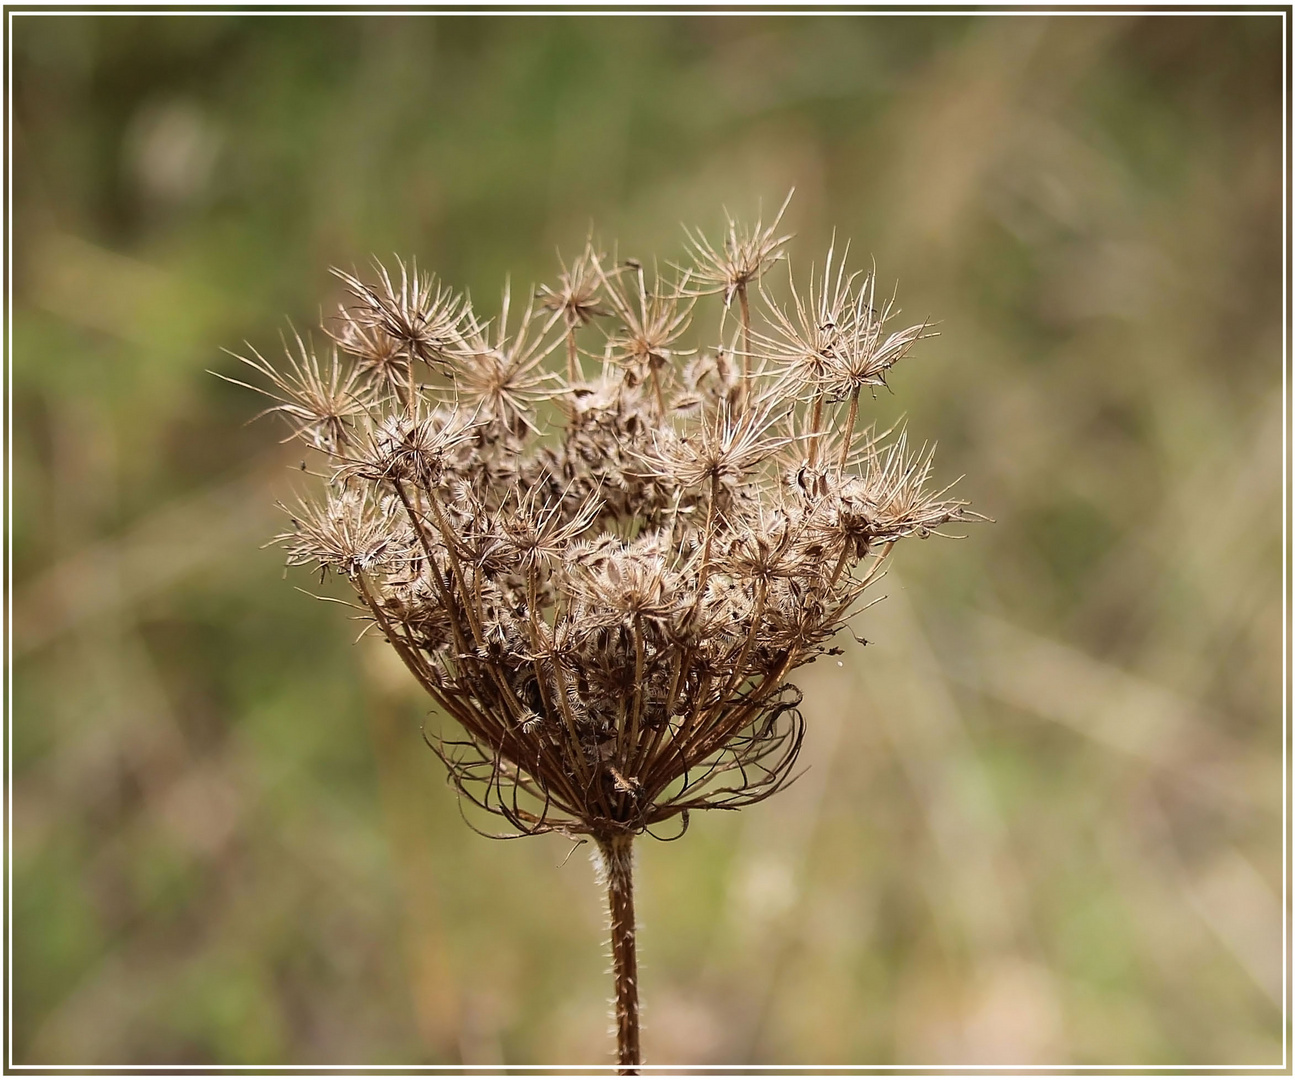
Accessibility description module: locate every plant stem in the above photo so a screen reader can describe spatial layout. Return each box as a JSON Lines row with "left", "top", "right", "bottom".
{"left": 649, "top": 364, "right": 666, "bottom": 418}
{"left": 838, "top": 389, "right": 860, "bottom": 470}
{"left": 806, "top": 393, "right": 825, "bottom": 470}
{"left": 696, "top": 473, "right": 721, "bottom": 595}
{"left": 599, "top": 834, "right": 640, "bottom": 1073}
{"left": 737, "top": 282, "right": 752, "bottom": 412}
{"left": 566, "top": 323, "right": 580, "bottom": 382}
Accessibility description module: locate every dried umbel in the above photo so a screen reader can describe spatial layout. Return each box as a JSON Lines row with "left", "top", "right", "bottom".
{"left": 227, "top": 196, "right": 977, "bottom": 1071}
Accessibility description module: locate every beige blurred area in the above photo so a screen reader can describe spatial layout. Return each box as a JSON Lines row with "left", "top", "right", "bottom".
{"left": 9, "top": 12, "right": 1285, "bottom": 1067}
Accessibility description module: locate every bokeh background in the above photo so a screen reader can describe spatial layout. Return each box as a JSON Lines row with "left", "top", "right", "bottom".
{"left": 9, "top": 12, "right": 1286, "bottom": 1068}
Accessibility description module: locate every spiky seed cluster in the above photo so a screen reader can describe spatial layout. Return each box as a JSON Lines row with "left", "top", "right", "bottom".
{"left": 233, "top": 200, "right": 977, "bottom": 845}
{"left": 682, "top": 188, "right": 793, "bottom": 309}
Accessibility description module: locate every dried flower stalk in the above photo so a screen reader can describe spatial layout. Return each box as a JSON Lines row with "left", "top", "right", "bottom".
{"left": 226, "top": 196, "right": 978, "bottom": 1071}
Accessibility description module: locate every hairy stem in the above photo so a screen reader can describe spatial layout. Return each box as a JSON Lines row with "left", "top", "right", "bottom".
{"left": 599, "top": 835, "right": 641, "bottom": 1074}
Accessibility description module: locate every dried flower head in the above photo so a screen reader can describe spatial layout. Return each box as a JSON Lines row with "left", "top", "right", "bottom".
{"left": 756, "top": 236, "right": 865, "bottom": 394}
{"left": 277, "top": 487, "right": 409, "bottom": 582}
{"left": 228, "top": 194, "right": 980, "bottom": 1071}
{"left": 682, "top": 188, "right": 794, "bottom": 308}
{"left": 333, "top": 257, "right": 467, "bottom": 371}
{"left": 218, "top": 332, "right": 370, "bottom": 455}
{"left": 595, "top": 256, "right": 695, "bottom": 410}
{"left": 326, "top": 304, "right": 412, "bottom": 401}
{"left": 451, "top": 281, "right": 562, "bottom": 436}
{"left": 538, "top": 241, "right": 610, "bottom": 331}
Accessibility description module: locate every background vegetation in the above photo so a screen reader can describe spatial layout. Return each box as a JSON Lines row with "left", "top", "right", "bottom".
{"left": 10, "top": 13, "right": 1284, "bottom": 1067}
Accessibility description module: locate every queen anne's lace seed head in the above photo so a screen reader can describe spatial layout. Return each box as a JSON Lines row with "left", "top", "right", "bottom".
{"left": 538, "top": 241, "right": 611, "bottom": 332}
{"left": 333, "top": 258, "right": 467, "bottom": 370}
{"left": 276, "top": 488, "right": 410, "bottom": 582}
{"left": 230, "top": 193, "right": 982, "bottom": 845}
{"left": 681, "top": 189, "right": 794, "bottom": 309}
{"left": 218, "top": 334, "right": 370, "bottom": 455}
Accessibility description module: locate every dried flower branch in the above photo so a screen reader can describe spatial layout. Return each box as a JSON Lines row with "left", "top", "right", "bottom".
{"left": 682, "top": 189, "right": 794, "bottom": 408}
{"left": 228, "top": 194, "right": 980, "bottom": 1072}
{"left": 538, "top": 241, "right": 611, "bottom": 382}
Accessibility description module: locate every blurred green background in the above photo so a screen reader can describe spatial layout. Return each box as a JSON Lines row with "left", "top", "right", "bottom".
{"left": 9, "top": 12, "right": 1285, "bottom": 1067}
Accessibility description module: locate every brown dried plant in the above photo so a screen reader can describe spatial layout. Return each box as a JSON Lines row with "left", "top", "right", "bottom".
{"left": 226, "top": 197, "right": 978, "bottom": 1072}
